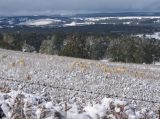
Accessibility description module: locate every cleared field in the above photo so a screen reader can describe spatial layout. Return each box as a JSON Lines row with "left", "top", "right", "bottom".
{"left": 0, "top": 48, "right": 160, "bottom": 110}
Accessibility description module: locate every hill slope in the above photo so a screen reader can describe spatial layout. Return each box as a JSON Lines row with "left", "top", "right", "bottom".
{"left": 0, "top": 48, "right": 160, "bottom": 110}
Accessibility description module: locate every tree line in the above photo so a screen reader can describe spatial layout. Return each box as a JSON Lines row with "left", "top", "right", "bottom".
{"left": 0, "top": 32, "right": 160, "bottom": 64}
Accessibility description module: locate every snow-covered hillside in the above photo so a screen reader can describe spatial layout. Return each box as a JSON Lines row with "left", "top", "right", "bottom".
{"left": 136, "top": 32, "right": 160, "bottom": 40}
{"left": 64, "top": 21, "right": 94, "bottom": 27}
{"left": 0, "top": 48, "right": 160, "bottom": 117}
{"left": 1, "top": 15, "right": 160, "bottom": 28}
{"left": 19, "top": 19, "right": 63, "bottom": 26}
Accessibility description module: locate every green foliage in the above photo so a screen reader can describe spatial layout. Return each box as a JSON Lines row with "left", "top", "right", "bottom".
{"left": 85, "top": 36, "right": 109, "bottom": 59}
{"left": 107, "top": 36, "right": 160, "bottom": 63}
{"left": 0, "top": 41, "right": 14, "bottom": 49}
{"left": 59, "top": 33, "right": 89, "bottom": 58}
{"left": 40, "top": 34, "right": 64, "bottom": 54}
{"left": 0, "top": 31, "right": 160, "bottom": 64}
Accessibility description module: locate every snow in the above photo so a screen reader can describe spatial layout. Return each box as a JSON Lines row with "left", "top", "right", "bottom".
{"left": 78, "top": 16, "right": 160, "bottom": 22}
{"left": 154, "top": 19, "right": 160, "bottom": 23}
{"left": 64, "top": 21, "right": 94, "bottom": 26}
{"left": 123, "top": 22, "right": 131, "bottom": 25}
{"left": 71, "top": 17, "right": 84, "bottom": 21}
{"left": 84, "top": 17, "right": 110, "bottom": 21}
{"left": 8, "top": 20, "right": 14, "bottom": 25}
{"left": 136, "top": 32, "right": 160, "bottom": 40}
{"left": 1, "top": 16, "right": 160, "bottom": 28}
{"left": 7, "top": 26, "right": 14, "bottom": 28}
{"left": 0, "top": 48, "right": 160, "bottom": 115}
{"left": 64, "top": 21, "right": 77, "bottom": 26}
{"left": 0, "top": 89, "right": 158, "bottom": 119}
{"left": 117, "top": 16, "right": 160, "bottom": 20}
{"left": 70, "top": 16, "right": 160, "bottom": 25}
{"left": 155, "top": 62, "right": 160, "bottom": 65}
{"left": 20, "top": 18, "right": 62, "bottom": 26}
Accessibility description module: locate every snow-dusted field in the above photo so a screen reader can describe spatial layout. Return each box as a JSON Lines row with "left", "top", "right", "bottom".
{"left": 0, "top": 89, "right": 159, "bottom": 119}
{"left": 0, "top": 48, "right": 160, "bottom": 113}
{"left": 136, "top": 32, "right": 160, "bottom": 40}
{"left": 19, "top": 19, "right": 63, "bottom": 26}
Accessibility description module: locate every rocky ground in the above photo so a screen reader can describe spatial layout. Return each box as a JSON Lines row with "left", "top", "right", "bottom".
{"left": 0, "top": 48, "right": 160, "bottom": 111}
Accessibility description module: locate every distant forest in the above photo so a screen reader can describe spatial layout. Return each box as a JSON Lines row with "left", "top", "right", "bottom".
{"left": 0, "top": 24, "right": 160, "bottom": 64}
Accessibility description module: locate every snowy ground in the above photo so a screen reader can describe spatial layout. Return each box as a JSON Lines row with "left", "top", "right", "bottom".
{"left": 19, "top": 19, "right": 63, "bottom": 26}
{"left": 0, "top": 89, "right": 159, "bottom": 119}
{"left": 136, "top": 32, "right": 160, "bottom": 40}
{"left": 0, "top": 48, "right": 160, "bottom": 112}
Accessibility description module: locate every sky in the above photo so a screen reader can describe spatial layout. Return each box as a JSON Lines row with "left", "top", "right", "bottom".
{"left": 0, "top": 0, "right": 160, "bottom": 16}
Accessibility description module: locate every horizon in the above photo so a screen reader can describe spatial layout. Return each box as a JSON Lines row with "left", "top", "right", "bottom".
{"left": 0, "top": 0, "right": 160, "bottom": 16}
{"left": 1, "top": 11, "right": 160, "bottom": 17}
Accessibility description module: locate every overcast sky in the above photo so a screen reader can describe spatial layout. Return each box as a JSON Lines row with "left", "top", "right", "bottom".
{"left": 0, "top": 0, "right": 160, "bottom": 16}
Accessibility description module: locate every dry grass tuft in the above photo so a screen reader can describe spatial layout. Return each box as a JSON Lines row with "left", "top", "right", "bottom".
{"left": 18, "top": 57, "right": 26, "bottom": 66}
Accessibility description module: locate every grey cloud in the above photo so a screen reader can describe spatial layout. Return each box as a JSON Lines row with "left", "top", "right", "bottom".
{"left": 0, "top": 0, "right": 159, "bottom": 16}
